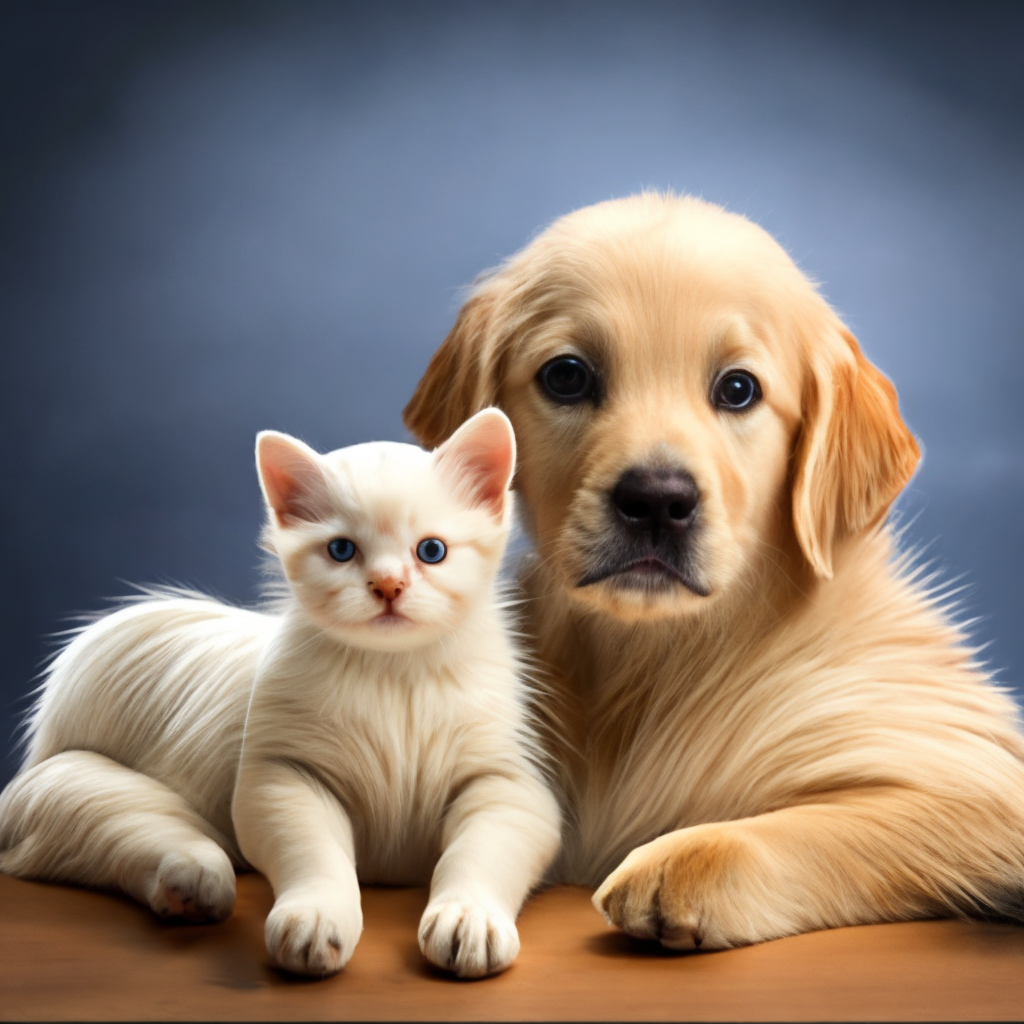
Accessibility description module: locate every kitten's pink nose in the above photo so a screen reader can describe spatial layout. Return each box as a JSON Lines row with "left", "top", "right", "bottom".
{"left": 369, "top": 576, "right": 405, "bottom": 602}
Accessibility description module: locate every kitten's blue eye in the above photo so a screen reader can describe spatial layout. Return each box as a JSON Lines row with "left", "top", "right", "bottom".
{"left": 416, "top": 538, "right": 447, "bottom": 564}
{"left": 327, "top": 538, "right": 356, "bottom": 562}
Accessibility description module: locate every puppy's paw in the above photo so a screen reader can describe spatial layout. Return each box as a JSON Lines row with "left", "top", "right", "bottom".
{"left": 146, "top": 846, "right": 236, "bottom": 923}
{"left": 593, "top": 824, "right": 777, "bottom": 950}
{"left": 418, "top": 898, "right": 520, "bottom": 978}
{"left": 265, "top": 896, "right": 361, "bottom": 977}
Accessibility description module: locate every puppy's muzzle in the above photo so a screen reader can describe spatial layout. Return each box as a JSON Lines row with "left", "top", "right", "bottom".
{"left": 576, "top": 465, "right": 709, "bottom": 596}
{"left": 611, "top": 467, "right": 699, "bottom": 544}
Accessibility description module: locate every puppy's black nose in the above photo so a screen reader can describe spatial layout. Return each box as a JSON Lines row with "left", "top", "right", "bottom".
{"left": 612, "top": 467, "right": 699, "bottom": 541}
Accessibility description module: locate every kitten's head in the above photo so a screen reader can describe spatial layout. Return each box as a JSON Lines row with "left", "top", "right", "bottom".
{"left": 256, "top": 408, "right": 516, "bottom": 652}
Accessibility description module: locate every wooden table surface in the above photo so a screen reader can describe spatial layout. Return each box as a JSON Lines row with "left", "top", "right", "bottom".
{"left": 3, "top": 872, "right": 1024, "bottom": 1021}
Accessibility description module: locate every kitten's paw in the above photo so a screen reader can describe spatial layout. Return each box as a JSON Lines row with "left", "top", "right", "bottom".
{"left": 418, "top": 899, "right": 520, "bottom": 978}
{"left": 146, "top": 847, "right": 236, "bottom": 923}
{"left": 593, "top": 824, "right": 779, "bottom": 950}
{"left": 265, "top": 898, "right": 362, "bottom": 977}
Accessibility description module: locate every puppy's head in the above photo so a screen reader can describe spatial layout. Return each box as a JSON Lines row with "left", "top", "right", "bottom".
{"left": 405, "top": 194, "right": 919, "bottom": 622}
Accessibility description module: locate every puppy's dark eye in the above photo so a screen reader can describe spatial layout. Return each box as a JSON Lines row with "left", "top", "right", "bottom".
{"left": 537, "top": 356, "right": 596, "bottom": 405}
{"left": 327, "top": 538, "right": 356, "bottom": 562}
{"left": 713, "top": 371, "right": 761, "bottom": 412}
{"left": 416, "top": 538, "right": 447, "bottom": 564}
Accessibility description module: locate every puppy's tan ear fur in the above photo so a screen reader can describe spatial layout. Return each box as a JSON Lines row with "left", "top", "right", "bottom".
{"left": 404, "top": 292, "right": 501, "bottom": 448}
{"left": 792, "top": 329, "right": 920, "bottom": 578}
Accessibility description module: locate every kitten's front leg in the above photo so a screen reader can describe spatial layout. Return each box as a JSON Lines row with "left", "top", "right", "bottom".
{"left": 420, "top": 771, "right": 561, "bottom": 978}
{"left": 232, "top": 760, "right": 362, "bottom": 976}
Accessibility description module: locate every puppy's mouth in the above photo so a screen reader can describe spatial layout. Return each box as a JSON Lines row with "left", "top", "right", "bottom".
{"left": 577, "top": 554, "right": 711, "bottom": 597}
{"left": 566, "top": 466, "right": 712, "bottom": 601}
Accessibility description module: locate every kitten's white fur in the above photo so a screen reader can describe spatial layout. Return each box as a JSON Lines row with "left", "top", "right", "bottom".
{"left": 0, "top": 409, "right": 561, "bottom": 978}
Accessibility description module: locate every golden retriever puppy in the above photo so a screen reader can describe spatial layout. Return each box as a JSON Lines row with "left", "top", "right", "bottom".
{"left": 404, "top": 193, "right": 1024, "bottom": 949}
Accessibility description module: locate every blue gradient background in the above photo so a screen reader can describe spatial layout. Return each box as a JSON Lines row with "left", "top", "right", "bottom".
{"left": 2, "top": 1, "right": 1023, "bottom": 786}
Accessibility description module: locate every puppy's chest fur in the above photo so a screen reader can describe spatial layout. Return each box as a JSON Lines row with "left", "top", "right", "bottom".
{"left": 547, "top": 659, "right": 752, "bottom": 885}
{"left": 247, "top": 638, "right": 516, "bottom": 885}
{"left": 536, "top": 604, "right": 874, "bottom": 886}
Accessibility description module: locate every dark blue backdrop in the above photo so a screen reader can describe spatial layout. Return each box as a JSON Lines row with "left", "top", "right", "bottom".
{"left": 3, "top": 1, "right": 1023, "bottom": 786}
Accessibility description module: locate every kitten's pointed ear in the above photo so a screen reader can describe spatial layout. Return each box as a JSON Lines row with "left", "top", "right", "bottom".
{"left": 256, "top": 431, "right": 332, "bottom": 526}
{"left": 434, "top": 408, "right": 516, "bottom": 518}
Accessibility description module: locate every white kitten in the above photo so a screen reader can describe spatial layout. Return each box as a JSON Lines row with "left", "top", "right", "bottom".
{"left": 0, "top": 409, "right": 561, "bottom": 978}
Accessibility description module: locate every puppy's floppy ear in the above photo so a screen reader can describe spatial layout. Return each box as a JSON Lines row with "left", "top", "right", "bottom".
{"left": 403, "top": 291, "right": 502, "bottom": 448}
{"left": 791, "top": 328, "right": 920, "bottom": 578}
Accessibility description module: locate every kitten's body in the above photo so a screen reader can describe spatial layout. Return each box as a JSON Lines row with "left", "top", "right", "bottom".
{"left": 20, "top": 595, "right": 263, "bottom": 856}
{"left": 0, "top": 410, "right": 560, "bottom": 977}
{"left": 247, "top": 603, "right": 535, "bottom": 887}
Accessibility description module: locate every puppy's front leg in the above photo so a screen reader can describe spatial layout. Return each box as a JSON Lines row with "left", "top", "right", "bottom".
{"left": 593, "top": 786, "right": 1020, "bottom": 949}
{"left": 420, "top": 772, "right": 561, "bottom": 978}
{"left": 232, "top": 761, "right": 362, "bottom": 976}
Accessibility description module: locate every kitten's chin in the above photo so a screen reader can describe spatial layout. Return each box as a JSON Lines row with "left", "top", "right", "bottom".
{"left": 331, "top": 615, "right": 440, "bottom": 653}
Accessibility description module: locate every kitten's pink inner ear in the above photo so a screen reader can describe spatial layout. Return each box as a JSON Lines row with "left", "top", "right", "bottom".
{"left": 435, "top": 408, "right": 516, "bottom": 518}
{"left": 256, "top": 432, "right": 330, "bottom": 525}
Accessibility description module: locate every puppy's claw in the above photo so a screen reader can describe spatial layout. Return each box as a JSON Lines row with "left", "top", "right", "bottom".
{"left": 593, "top": 827, "right": 761, "bottom": 951}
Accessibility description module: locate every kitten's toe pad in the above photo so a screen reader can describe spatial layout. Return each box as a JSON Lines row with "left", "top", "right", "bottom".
{"left": 265, "top": 899, "right": 361, "bottom": 977}
{"left": 146, "top": 847, "right": 235, "bottom": 923}
{"left": 419, "top": 899, "right": 520, "bottom": 978}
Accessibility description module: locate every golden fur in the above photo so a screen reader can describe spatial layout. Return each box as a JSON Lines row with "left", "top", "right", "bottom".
{"left": 404, "top": 193, "right": 1024, "bottom": 948}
